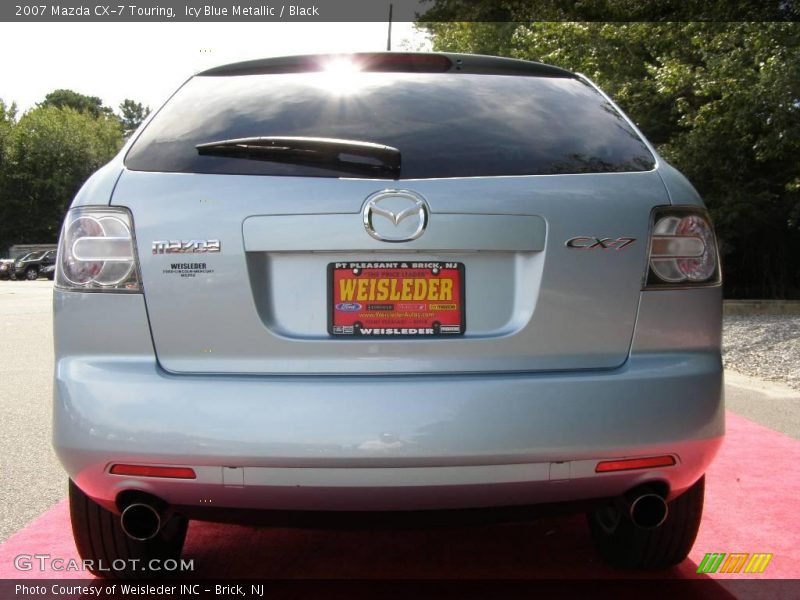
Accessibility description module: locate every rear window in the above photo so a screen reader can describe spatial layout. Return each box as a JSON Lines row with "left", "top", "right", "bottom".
{"left": 125, "top": 72, "right": 655, "bottom": 179}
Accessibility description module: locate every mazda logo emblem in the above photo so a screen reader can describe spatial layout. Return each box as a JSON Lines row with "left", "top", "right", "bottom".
{"left": 362, "top": 190, "right": 429, "bottom": 243}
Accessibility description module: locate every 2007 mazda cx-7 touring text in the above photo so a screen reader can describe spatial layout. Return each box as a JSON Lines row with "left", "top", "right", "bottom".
{"left": 53, "top": 53, "right": 723, "bottom": 577}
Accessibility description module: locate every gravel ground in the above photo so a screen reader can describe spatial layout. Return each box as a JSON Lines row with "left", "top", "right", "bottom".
{"left": 723, "top": 315, "right": 800, "bottom": 390}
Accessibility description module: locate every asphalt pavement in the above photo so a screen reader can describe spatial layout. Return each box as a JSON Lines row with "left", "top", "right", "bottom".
{"left": 0, "top": 280, "right": 64, "bottom": 543}
{"left": 1, "top": 280, "right": 798, "bottom": 543}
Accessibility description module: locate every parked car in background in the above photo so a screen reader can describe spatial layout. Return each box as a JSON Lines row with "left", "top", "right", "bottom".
{"left": 12, "top": 250, "right": 57, "bottom": 280}
{"left": 0, "top": 259, "right": 13, "bottom": 279}
{"left": 41, "top": 264, "right": 56, "bottom": 280}
{"left": 54, "top": 52, "right": 723, "bottom": 578}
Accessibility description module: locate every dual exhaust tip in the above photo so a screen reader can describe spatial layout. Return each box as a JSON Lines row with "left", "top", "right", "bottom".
{"left": 120, "top": 502, "right": 162, "bottom": 541}
{"left": 118, "top": 489, "right": 669, "bottom": 541}
{"left": 627, "top": 492, "right": 669, "bottom": 529}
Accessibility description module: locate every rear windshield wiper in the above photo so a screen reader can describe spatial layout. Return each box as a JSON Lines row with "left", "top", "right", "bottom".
{"left": 196, "top": 136, "right": 401, "bottom": 178}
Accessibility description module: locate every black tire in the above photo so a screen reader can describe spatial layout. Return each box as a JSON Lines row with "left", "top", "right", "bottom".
{"left": 587, "top": 476, "right": 704, "bottom": 570}
{"left": 69, "top": 480, "right": 189, "bottom": 579}
{"left": 24, "top": 267, "right": 38, "bottom": 280}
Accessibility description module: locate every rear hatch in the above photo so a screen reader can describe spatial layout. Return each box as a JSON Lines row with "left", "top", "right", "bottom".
{"left": 115, "top": 54, "right": 666, "bottom": 375}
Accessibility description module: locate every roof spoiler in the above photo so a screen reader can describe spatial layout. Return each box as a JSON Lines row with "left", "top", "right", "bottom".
{"left": 198, "top": 52, "right": 576, "bottom": 79}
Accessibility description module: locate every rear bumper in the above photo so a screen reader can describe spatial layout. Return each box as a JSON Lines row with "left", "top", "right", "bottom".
{"left": 54, "top": 351, "right": 724, "bottom": 512}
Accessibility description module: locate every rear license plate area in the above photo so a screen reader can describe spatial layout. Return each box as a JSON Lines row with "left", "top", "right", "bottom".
{"left": 328, "top": 262, "right": 465, "bottom": 337}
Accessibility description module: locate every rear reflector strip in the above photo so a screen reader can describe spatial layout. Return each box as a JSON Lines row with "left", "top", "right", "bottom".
{"left": 595, "top": 455, "right": 676, "bottom": 473}
{"left": 109, "top": 464, "right": 197, "bottom": 479}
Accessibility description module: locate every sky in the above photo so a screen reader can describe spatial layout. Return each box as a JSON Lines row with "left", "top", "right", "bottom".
{"left": 0, "top": 22, "right": 431, "bottom": 114}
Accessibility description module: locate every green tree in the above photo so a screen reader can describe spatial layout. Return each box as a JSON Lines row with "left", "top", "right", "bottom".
{"left": 118, "top": 99, "right": 150, "bottom": 137}
{"left": 0, "top": 98, "right": 17, "bottom": 173}
{"left": 39, "top": 89, "right": 113, "bottom": 119}
{"left": 0, "top": 99, "right": 18, "bottom": 249}
{"left": 0, "top": 99, "right": 16, "bottom": 130}
{"left": 0, "top": 106, "right": 123, "bottom": 249}
{"left": 419, "top": 18, "right": 800, "bottom": 298}
{"left": 418, "top": 0, "right": 798, "bottom": 22}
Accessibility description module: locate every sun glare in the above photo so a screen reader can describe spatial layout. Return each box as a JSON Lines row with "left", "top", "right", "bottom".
{"left": 314, "top": 57, "right": 364, "bottom": 95}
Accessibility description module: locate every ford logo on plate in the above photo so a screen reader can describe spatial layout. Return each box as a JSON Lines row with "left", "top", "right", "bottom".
{"left": 336, "top": 302, "right": 362, "bottom": 312}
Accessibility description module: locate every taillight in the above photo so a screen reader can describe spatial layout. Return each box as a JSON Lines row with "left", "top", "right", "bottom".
{"left": 56, "top": 206, "right": 141, "bottom": 292}
{"left": 645, "top": 207, "right": 720, "bottom": 287}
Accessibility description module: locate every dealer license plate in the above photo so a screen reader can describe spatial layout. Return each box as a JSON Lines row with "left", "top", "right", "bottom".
{"left": 328, "top": 261, "right": 465, "bottom": 337}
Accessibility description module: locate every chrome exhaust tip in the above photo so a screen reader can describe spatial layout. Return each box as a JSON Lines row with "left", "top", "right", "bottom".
{"left": 120, "top": 502, "right": 162, "bottom": 541}
{"left": 629, "top": 493, "right": 669, "bottom": 529}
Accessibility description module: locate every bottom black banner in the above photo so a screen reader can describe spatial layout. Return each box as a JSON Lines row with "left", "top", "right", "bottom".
{"left": 2, "top": 579, "right": 799, "bottom": 600}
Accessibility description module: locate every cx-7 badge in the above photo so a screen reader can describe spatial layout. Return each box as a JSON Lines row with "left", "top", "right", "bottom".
{"left": 566, "top": 237, "right": 636, "bottom": 250}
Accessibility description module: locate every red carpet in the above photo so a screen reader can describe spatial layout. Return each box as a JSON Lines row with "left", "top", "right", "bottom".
{"left": 1, "top": 412, "right": 798, "bottom": 583}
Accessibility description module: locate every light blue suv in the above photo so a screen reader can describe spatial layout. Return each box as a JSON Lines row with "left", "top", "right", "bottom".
{"left": 53, "top": 53, "right": 723, "bottom": 577}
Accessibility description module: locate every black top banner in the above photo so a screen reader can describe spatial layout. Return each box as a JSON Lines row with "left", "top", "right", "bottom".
{"left": 1, "top": 0, "right": 798, "bottom": 22}
{"left": 4, "top": 1, "right": 422, "bottom": 22}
